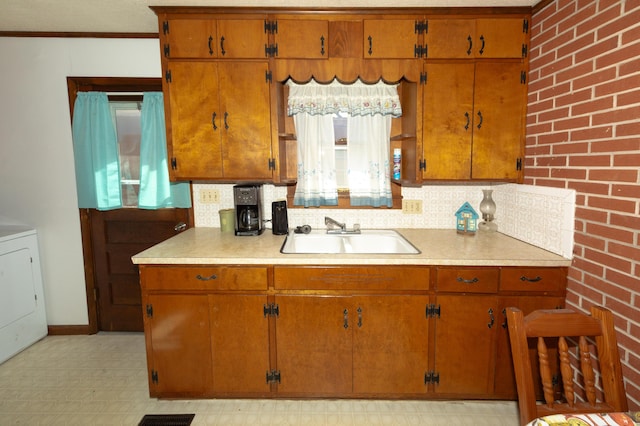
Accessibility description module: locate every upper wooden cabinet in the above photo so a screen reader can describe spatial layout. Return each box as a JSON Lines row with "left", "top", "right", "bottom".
{"left": 363, "top": 19, "right": 422, "bottom": 59}
{"left": 272, "top": 19, "right": 329, "bottom": 59}
{"left": 424, "top": 18, "right": 529, "bottom": 59}
{"left": 161, "top": 18, "right": 268, "bottom": 59}
{"left": 165, "top": 61, "right": 274, "bottom": 180}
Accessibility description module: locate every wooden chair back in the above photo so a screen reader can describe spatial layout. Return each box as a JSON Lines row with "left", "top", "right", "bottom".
{"left": 506, "top": 306, "right": 628, "bottom": 425}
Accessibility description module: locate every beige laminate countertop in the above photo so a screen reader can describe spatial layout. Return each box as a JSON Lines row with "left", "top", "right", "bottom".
{"left": 132, "top": 228, "right": 571, "bottom": 267}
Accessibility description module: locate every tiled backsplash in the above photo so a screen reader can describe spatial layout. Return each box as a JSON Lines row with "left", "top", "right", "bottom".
{"left": 193, "top": 183, "right": 575, "bottom": 259}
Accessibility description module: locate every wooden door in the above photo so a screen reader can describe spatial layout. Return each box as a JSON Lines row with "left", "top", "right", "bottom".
{"left": 433, "top": 294, "right": 498, "bottom": 396}
{"left": 422, "top": 62, "right": 474, "bottom": 179}
{"left": 363, "top": 19, "right": 420, "bottom": 59}
{"left": 424, "top": 19, "right": 476, "bottom": 58}
{"left": 218, "top": 61, "right": 273, "bottom": 179}
{"left": 274, "top": 19, "right": 329, "bottom": 58}
{"left": 145, "top": 293, "right": 213, "bottom": 397}
{"left": 210, "top": 294, "right": 271, "bottom": 395}
{"left": 475, "top": 18, "right": 528, "bottom": 58}
{"left": 167, "top": 61, "right": 223, "bottom": 180}
{"left": 165, "top": 19, "right": 218, "bottom": 58}
{"left": 89, "top": 208, "right": 191, "bottom": 331}
{"left": 353, "top": 295, "right": 430, "bottom": 395}
{"left": 275, "top": 295, "right": 352, "bottom": 395}
{"left": 471, "top": 62, "right": 525, "bottom": 180}
{"left": 216, "top": 19, "right": 268, "bottom": 58}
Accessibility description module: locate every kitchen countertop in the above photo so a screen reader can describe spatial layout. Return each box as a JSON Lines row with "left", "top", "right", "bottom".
{"left": 132, "top": 228, "right": 572, "bottom": 267}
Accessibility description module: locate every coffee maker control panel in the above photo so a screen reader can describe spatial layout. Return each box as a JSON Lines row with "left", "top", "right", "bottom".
{"left": 235, "top": 187, "right": 259, "bottom": 205}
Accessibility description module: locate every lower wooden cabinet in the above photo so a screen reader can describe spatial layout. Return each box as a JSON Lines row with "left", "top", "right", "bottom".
{"left": 139, "top": 264, "right": 566, "bottom": 399}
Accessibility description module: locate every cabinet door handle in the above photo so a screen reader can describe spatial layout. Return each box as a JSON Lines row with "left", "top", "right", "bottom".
{"left": 212, "top": 112, "right": 217, "bottom": 130}
{"left": 464, "top": 112, "right": 470, "bottom": 130}
{"left": 208, "top": 35, "right": 214, "bottom": 56}
{"left": 456, "top": 276, "right": 479, "bottom": 284}
{"left": 196, "top": 274, "right": 217, "bottom": 281}
{"left": 466, "top": 35, "right": 473, "bottom": 55}
{"left": 220, "top": 36, "right": 226, "bottom": 56}
{"left": 224, "top": 112, "right": 229, "bottom": 130}
{"left": 368, "top": 35, "right": 373, "bottom": 56}
{"left": 501, "top": 308, "right": 508, "bottom": 329}
{"left": 320, "top": 35, "right": 325, "bottom": 56}
{"left": 357, "top": 306, "right": 363, "bottom": 328}
{"left": 520, "top": 276, "right": 542, "bottom": 282}
{"left": 479, "top": 35, "right": 485, "bottom": 55}
{"left": 487, "top": 308, "right": 495, "bottom": 329}
{"left": 477, "top": 111, "right": 483, "bottom": 129}
{"left": 343, "top": 309, "right": 349, "bottom": 329}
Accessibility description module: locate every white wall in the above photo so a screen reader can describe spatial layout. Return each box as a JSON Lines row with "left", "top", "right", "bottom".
{"left": 0, "top": 37, "right": 161, "bottom": 326}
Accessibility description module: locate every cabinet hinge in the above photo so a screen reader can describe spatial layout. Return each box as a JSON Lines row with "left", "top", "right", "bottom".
{"left": 414, "top": 45, "right": 427, "bottom": 58}
{"left": 171, "top": 157, "right": 177, "bottom": 170}
{"left": 163, "top": 44, "right": 170, "bottom": 58}
{"left": 523, "top": 18, "right": 529, "bottom": 34}
{"left": 268, "top": 158, "right": 276, "bottom": 171}
{"left": 522, "top": 44, "right": 528, "bottom": 59}
{"left": 424, "top": 371, "right": 440, "bottom": 384}
{"left": 420, "top": 72, "right": 427, "bottom": 85}
{"left": 415, "top": 20, "right": 428, "bottom": 34}
{"left": 520, "top": 70, "right": 527, "bottom": 84}
{"left": 162, "top": 21, "right": 169, "bottom": 35}
{"left": 265, "top": 44, "right": 278, "bottom": 57}
{"left": 165, "top": 70, "right": 172, "bottom": 84}
{"left": 264, "top": 20, "right": 278, "bottom": 34}
{"left": 516, "top": 157, "right": 523, "bottom": 171}
{"left": 146, "top": 304, "right": 153, "bottom": 318}
{"left": 419, "top": 159, "right": 426, "bottom": 171}
{"left": 426, "top": 304, "right": 441, "bottom": 318}
{"left": 266, "top": 369, "right": 281, "bottom": 384}
{"left": 265, "top": 71, "right": 273, "bottom": 84}
{"left": 263, "top": 303, "right": 279, "bottom": 317}
{"left": 151, "top": 369, "right": 159, "bottom": 384}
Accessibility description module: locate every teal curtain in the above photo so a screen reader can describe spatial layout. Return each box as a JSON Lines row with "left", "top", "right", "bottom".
{"left": 72, "top": 92, "right": 123, "bottom": 210}
{"left": 138, "top": 92, "right": 191, "bottom": 209}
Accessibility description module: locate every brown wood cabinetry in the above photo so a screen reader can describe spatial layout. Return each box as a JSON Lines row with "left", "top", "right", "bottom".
{"left": 165, "top": 61, "right": 274, "bottom": 180}
{"left": 424, "top": 18, "right": 528, "bottom": 59}
{"left": 273, "top": 19, "right": 329, "bottom": 59}
{"left": 139, "top": 263, "right": 566, "bottom": 399}
{"left": 421, "top": 61, "right": 526, "bottom": 181}
{"left": 363, "top": 19, "right": 422, "bottom": 59}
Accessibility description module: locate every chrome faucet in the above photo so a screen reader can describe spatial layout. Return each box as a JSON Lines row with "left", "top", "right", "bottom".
{"left": 324, "top": 216, "right": 361, "bottom": 234}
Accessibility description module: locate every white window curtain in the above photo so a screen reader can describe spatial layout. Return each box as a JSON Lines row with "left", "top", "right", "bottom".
{"left": 287, "top": 79, "right": 401, "bottom": 207}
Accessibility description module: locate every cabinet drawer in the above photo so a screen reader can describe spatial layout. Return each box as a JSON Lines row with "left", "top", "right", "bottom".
{"left": 500, "top": 267, "right": 567, "bottom": 293}
{"left": 436, "top": 267, "right": 499, "bottom": 293}
{"left": 141, "top": 266, "right": 268, "bottom": 291}
{"left": 274, "top": 266, "right": 430, "bottom": 291}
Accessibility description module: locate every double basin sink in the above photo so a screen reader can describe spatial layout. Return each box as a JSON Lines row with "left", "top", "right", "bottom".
{"left": 280, "top": 229, "right": 420, "bottom": 254}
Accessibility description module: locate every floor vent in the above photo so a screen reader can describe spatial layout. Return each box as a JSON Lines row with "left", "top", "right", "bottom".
{"left": 138, "top": 413, "right": 195, "bottom": 426}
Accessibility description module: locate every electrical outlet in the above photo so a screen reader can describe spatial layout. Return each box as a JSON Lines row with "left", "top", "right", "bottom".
{"left": 402, "top": 199, "right": 423, "bottom": 214}
{"left": 199, "top": 189, "right": 220, "bottom": 204}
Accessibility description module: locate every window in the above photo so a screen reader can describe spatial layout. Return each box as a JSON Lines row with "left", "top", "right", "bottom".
{"left": 110, "top": 101, "right": 142, "bottom": 207}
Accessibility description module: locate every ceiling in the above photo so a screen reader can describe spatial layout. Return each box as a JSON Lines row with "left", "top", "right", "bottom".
{"left": 1, "top": 0, "right": 539, "bottom": 34}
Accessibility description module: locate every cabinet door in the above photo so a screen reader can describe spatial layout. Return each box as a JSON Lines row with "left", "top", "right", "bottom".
{"left": 275, "top": 295, "right": 352, "bottom": 395}
{"left": 475, "top": 18, "right": 528, "bottom": 59}
{"left": 166, "top": 61, "right": 223, "bottom": 179}
{"left": 165, "top": 19, "right": 217, "bottom": 58}
{"left": 495, "top": 296, "right": 564, "bottom": 399}
{"left": 217, "top": 19, "right": 268, "bottom": 58}
{"left": 424, "top": 19, "right": 476, "bottom": 59}
{"left": 363, "top": 20, "right": 420, "bottom": 59}
{"left": 422, "top": 62, "right": 474, "bottom": 179}
{"left": 210, "top": 294, "right": 271, "bottom": 394}
{"left": 471, "top": 62, "right": 525, "bottom": 180}
{"left": 218, "top": 61, "right": 274, "bottom": 180}
{"left": 353, "top": 295, "right": 430, "bottom": 395}
{"left": 275, "top": 20, "right": 329, "bottom": 58}
{"left": 433, "top": 295, "right": 498, "bottom": 396}
{"left": 145, "top": 294, "right": 213, "bottom": 397}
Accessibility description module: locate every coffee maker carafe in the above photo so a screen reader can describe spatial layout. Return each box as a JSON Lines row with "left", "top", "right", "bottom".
{"left": 233, "top": 184, "right": 264, "bottom": 236}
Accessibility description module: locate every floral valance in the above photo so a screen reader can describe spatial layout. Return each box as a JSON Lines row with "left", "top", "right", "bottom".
{"left": 287, "top": 79, "right": 402, "bottom": 117}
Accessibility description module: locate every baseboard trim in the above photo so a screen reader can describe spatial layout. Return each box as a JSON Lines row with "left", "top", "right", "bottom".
{"left": 47, "top": 325, "right": 92, "bottom": 335}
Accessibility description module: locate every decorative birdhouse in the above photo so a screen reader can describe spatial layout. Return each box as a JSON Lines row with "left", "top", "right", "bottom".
{"left": 455, "top": 202, "right": 479, "bottom": 235}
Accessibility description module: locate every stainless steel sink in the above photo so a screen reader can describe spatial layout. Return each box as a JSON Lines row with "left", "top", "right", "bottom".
{"left": 280, "top": 229, "right": 420, "bottom": 254}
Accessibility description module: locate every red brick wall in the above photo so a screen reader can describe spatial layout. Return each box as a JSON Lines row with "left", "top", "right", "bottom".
{"left": 528, "top": 0, "right": 640, "bottom": 409}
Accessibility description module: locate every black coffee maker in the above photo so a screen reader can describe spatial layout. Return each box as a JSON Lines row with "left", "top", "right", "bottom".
{"left": 233, "top": 184, "right": 264, "bottom": 236}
